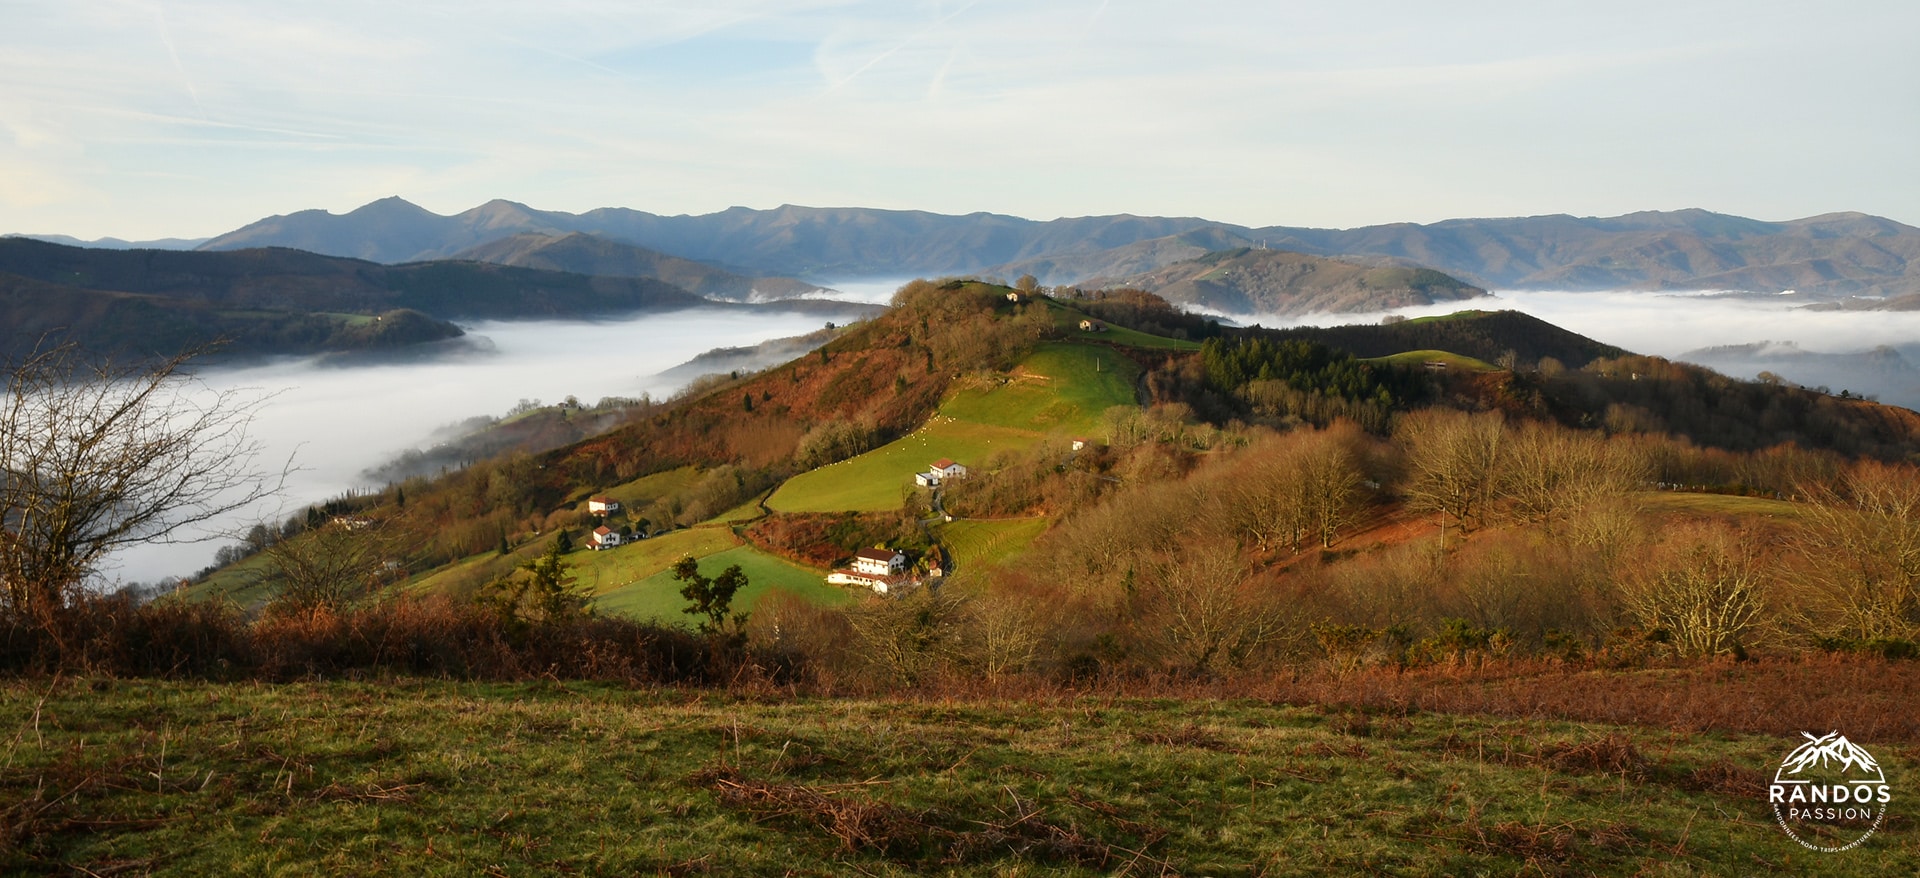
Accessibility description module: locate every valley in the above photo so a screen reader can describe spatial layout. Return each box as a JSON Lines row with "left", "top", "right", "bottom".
{"left": 13, "top": 276, "right": 1920, "bottom": 875}
{"left": 9, "top": 4, "right": 1915, "bottom": 871}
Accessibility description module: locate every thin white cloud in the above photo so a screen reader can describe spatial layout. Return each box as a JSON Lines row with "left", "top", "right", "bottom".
{"left": 1, "top": 0, "right": 1916, "bottom": 238}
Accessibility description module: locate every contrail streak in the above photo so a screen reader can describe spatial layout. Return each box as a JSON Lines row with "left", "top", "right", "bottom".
{"left": 829, "top": 0, "right": 978, "bottom": 93}
{"left": 152, "top": 1, "right": 207, "bottom": 120}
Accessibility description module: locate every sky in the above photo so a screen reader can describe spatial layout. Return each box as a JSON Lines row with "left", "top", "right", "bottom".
{"left": 2, "top": 0, "right": 1916, "bottom": 241}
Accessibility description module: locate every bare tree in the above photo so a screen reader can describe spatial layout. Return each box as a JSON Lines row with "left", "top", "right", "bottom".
{"left": 1396, "top": 409, "right": 1505, "bottom": 532}
{"left": 1137, "top": 542, "right": 1279, "bottom": 674}
{"left": 1298, "top": 425, "right": 1367, "bottom": 549}
{"left": 0, "top": 345, "right": 277, "bottom": 631}
{"left": 1619, "top": 523, "right": 1769, "bottom": 657}
{"left": 261, "top": 516, "right": 405, "bottom": 612}
{"left": 1499, "top": 420, "right": 1648, "bottom": 526}
{"left": 1790, "top": 462, "right": 1920, "bottom": 642}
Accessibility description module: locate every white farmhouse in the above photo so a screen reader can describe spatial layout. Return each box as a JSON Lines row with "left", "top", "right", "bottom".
{"left": 853, "top": 547, "right": 907, "bottom": 576}
{"left": 588, "top": 525, "right": 623, "bottom": 550}
{"left": 827, "top": 547, "right": 912, "bottom": 594}
{"left": 588, "top": 495, "right": 620, "bottom": 515}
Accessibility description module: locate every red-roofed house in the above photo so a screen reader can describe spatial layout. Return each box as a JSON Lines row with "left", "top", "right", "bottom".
{"left": 589, "top": 525, "right": 623, "bottom": 550}
{"left": 588, "top": 496, "right": 620, "bottom": 515}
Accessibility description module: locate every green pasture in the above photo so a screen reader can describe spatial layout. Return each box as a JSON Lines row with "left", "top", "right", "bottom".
{"left": 939, "top": 517, "right": 1049, "bottom": 572}
{"left": 591, "top": 466, "right": 701, "bottom": 511}
{"left": 178, "top": 553, "right": 276, "bottom": 608}
{"left": 593, "top": 544, "right": 851, "bottom": 624}
{"left": 567, "top": 528, "right": 743, "bottom": 596}
{"left": 1363, "top": 349, "right": 1500, "bottom": 371}
{"left": 939, "top": 342, "right": 1138, "bottom": 435}
{"left": 771, "top": 341, "right": 1148, "bottom": 514}
{"left": 768, "top": 418, "right": 1041, "bottom": 513}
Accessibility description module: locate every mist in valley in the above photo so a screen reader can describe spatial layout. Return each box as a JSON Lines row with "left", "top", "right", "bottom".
{"left": 1225, "top": 289, "right": 1920, "bottom": 411}
{"left": 109, "top": 306, "right": 867, "bottom": 584}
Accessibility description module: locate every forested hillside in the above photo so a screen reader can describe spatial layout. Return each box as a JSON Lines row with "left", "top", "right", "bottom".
{"left": 1086, "top": 247, "right": 1486, "bottom": 315}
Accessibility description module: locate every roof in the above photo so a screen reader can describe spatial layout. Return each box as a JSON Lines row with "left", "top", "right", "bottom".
{"left": 931, "top": 458, "right": 956, "bottom": 469}
{"left": 855, "top": 547, "right": 902, "bottom": 562}
{"left": 594, "top": 525, "right": 613, "bottom": 535}
{"left": 590, "top": 495, "right": 615, "bottom": 503}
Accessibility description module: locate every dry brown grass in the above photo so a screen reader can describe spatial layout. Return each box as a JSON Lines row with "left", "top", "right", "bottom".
{"left": 689, "top": 765, "right": 1132, "bottom": 871}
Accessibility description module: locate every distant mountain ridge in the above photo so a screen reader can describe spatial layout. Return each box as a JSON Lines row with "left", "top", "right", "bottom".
{"left": 6, "top": 233, "right": 209, "bottom": 251}
{"left": 1086, "top": 247, "right": 1487, "bottom": 316}
{"left": 450, "top": 232, "right": 825, "bottom": 301}
{"left": 192, "top": 199, "right": 1920, "bottom": 299}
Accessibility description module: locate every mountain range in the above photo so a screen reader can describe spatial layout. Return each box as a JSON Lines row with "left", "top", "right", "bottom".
{"left": 449, "top": 232, "right": 823, "bottom": 301}
{"left": 1086, "top": 247, "right": 1486, "bottom": 316}
{"left": 154, "top": 198, "right": 1920, "bottom": 299}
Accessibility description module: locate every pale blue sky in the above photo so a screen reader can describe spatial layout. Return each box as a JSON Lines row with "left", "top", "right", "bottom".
{"left": 2, "top": 0, "right": 1915, "bottom": 239}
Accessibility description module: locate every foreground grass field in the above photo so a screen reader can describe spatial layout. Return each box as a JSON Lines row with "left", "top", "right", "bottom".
{"left": 3, "top": 678, "right": 1909, "bottom": 876}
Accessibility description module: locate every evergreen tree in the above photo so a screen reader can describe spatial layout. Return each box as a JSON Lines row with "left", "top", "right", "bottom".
{"left": 671, "top": 555, "right": 749, "bottom": 635}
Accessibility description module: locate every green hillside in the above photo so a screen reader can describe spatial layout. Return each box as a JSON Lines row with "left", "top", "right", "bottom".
{"left": 593, "top": 544, "right": 848, "bottom": 624}
{"left": 938, "top": 517, "right": 1049, "bottom": 571}
{"left": 1363, "top": 349, "right": 1500, "bottom": 371}
{"left": 938, "top": 342, "right": 1139, "bottom": 434}
{"left": 769, "top": 341, "right": 1141, "bottom": 513}
{"left": 768, "top": 418, "right": 1040, "bottom": 513}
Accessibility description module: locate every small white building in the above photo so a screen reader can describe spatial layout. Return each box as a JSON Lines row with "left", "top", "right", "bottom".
{"left": 588, "top": 525, "right": 623, "bottom": 550}
{"left": 588, "top": 495, "right": 620, "bottom": 515}
{"left": 852, "top": 547, "right": 908, "bottom": 576}
{"left": 930, "top": 458, "right": 968, "bottom": 480}
{"left": 1070, "top": 438, "right": 1089, "bottom": 452}
{"left": 1078, "top": 319, "right": 1105, "bottom": 332}
{"left": 828, "top": 547, "right": 912, "bottom": 594}
{"left": 915, "top": 472, "right": 939, "bottom": 488}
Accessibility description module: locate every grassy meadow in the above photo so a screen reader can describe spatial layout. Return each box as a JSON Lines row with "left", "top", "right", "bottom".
{"left": 1363, "top": 348, "right": 1500, "bottom": 371}
{"left": 3, "top": 676, "right": 1910, "bottom": 876}
{"left": 593, "top": 544, "right": 851, "bottom": 624}
{"left": 770, "top": 342, "right": 1140, "bottom": 514}
{"left": 938, "top": 517, "right": 1049, "bottom": 572}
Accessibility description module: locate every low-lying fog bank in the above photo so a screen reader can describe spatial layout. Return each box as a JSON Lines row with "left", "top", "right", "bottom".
{"left": 1224, "top": 290, "right": 1920, "bottom": 410}
{"left": 109, "top": 306, "right": 864, "bottom": 585}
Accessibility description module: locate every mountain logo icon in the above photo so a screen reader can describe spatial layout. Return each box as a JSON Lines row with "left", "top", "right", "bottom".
{"left": 1769, "top": 731, "right": 1892, "bottom": 853}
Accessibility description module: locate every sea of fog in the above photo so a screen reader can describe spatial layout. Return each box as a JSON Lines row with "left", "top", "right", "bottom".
{"left": 108, "top": 306, "right": 865, "bottom": 584}
{"left": 106, "top": 284, "right": 1920, "bottom": 585}
{"left": 1225, "top": 290, "right": 1920, "bottom": 358}
{"left": 1227, "top": 290, "right": 1920, "bottom": 404}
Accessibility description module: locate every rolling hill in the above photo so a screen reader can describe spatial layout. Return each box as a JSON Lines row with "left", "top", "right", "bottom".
{"left": 1085, "top": 247, "right": 1488, "bottom": 315}
{"left": 0, "top": 237, "right": 740, "bottom": 358}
